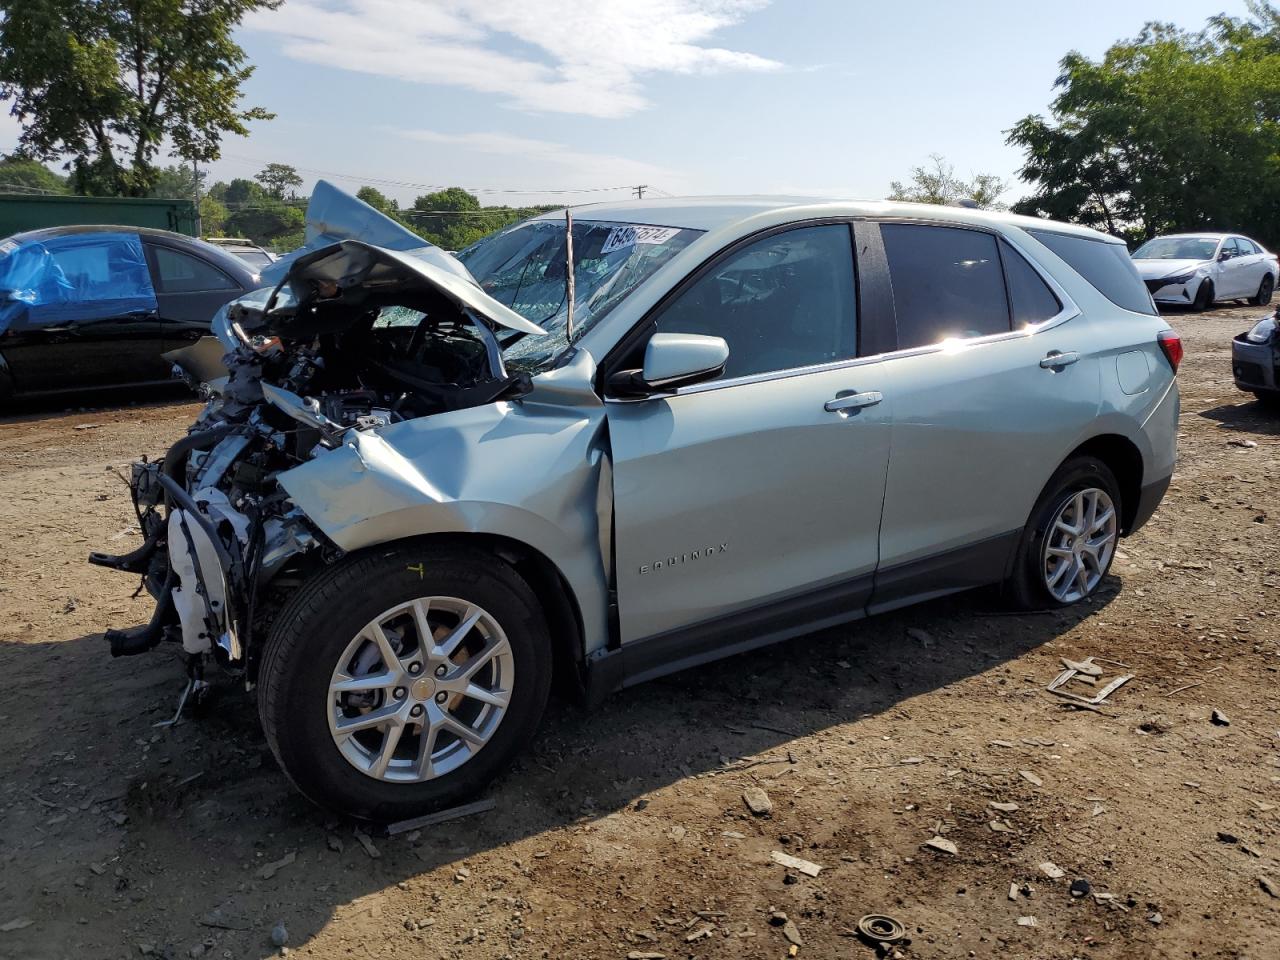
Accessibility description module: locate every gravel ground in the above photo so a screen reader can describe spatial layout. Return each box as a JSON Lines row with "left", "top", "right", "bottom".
{"left": 0, "top": 303, "right": 1277, "bottom": 960}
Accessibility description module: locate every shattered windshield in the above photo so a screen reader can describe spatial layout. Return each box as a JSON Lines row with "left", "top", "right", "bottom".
{"left": 456, "top": 219, "right": 702, "bottom": 371}
{"left": 1132, "top": 237, "right": 1219, "bottom": 260}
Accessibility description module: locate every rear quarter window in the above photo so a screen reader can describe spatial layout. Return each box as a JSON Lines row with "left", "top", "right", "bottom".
{"left": 1028, "top": 229, "right": 1156, "bottom": 316}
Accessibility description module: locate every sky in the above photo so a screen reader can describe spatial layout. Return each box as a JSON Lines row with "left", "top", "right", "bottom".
{"left": 0, "top": 0, "right": 1260, "bottom": 209}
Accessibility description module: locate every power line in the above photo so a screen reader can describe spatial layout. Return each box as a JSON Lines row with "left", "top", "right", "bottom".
{"left": 218, "top": 152, "right": 639, "bottom": 197}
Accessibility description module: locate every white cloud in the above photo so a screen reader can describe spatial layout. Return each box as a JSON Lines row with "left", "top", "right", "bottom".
{"left": 396, "top": 129, "right": 683, "bottom": 194}
{"left": 247, "top": 0, "right": 781, "bottom": 118}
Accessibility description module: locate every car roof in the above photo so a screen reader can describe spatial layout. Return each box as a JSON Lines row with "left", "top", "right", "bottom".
{"left": 4, "top": 224, "right": 259, "bottom": 283}
{"left": 1149, "top": 232, "right": 1232, "bottom": 241}
{"left": 532, "top": 196, "right": 1118, "bottom": 243}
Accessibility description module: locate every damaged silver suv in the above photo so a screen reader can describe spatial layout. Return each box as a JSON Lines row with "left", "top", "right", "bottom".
{"left": 93, "top": 183, "right": 1180, "bottom": 821}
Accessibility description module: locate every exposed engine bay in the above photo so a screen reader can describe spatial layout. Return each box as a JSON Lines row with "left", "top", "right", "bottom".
{"left": 89, "top": 237, "right": 547, "bottom": 706}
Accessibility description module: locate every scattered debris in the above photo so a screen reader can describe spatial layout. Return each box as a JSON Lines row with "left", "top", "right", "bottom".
{"left": 353, "top": 828, "right": 380, "bottom": 859}
{"left": 858, "top": 914, "right": 905, "bottom": 944}
{"left": 1017, "top": 916, "right": 1038, "bottom": 927}
{"left": 1148, "top": 911, "right": 1163, "bottom": 925}
{"left": 1039, "top": 862, "right": 1065, "bottom": 880}
{"left": 627, "top": 953, "right": 667, "bottom": 960}
{"left": 1211, "top": 709, "right": 1231, "bottom": 726}
{"left": 924, "top": 836, "right": 957, "bottom": 855}
{"left": 1019, "top": 770, "right": 1044, "bottom": 787}
{"left": 685, "top": 926, "right": 713, "bottom": 943}
{"left": 1260, "top": 877, "right": 1279, "bottom": 899}
{"left": 768, "top": 910, "right": 789, "bottom": 927}
{"left": 781, "top": 919, "right": 804, "bottom": 947}
{"left": 770, "top": 851, "right": 823, "bottom": 876}
{"left": 73, "top": 423, "right": 103, "bottom": 431}
{"left": 989, "top": 801, "right": 1020, "bottom": 812}
{"left": 384, "top": 798, "right": 496, "bottom": 836}
{"left": 743, "top": 787, "right": 773, "bottom": 816}
{"left": 989, "top": 820, "right": 1014, "bottom": 833}
{"left": 1046, "top": 656, "right": 1133, "bottom": 707}
{"left": 1070, "top": 878, "right": 1091, "bottom": 898}
{"left": 1008, "top": 883, "right": 1019, "bottom": 901}
{"left": 1217, "top": 831, "right": 1239, "bottom": 844}
{"left": 270, "top": 922, "right": 288, "bottom": 948}
{"left": 326, "top": 835, "right": 343, "bottom": 853}
{"left": 906, "top": 627, "right": 933, "bottom": 646}
{"left": 1228, "top": 438, "right": 1258, "bottom": 448}
{"left": 0, "top": 918, "right": 34, "bottom": 932}
{"left": 257, "top": 851, "right": 296, "bottom": 881}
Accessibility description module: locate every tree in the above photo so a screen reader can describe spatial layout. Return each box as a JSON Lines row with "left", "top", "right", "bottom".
{"left": 225, "top": 199, "right": 303, "bottom": 248}
{"left": 412, "top": 187, "right": 481, "bottom": 213}
{"left": 148, "top": 164, "right": 204, "bottom": 200}
{"left": 255, "top": 162, "right": 303, "bottom": 200}
{"left": 221, "top": 178, "right": 265, "bottom": 207}
{"left": 888, "top": 154, "right": 1008, "bottom": 209}
{"left": 356, "top": 185, "right": 399, "bottom": 218}
{"left": 0, "top": 0, "right": 279, "bottom": 197}
{"left": 0, "top": 155, "right": 68, "bottom": 193}
{"left": 199, "top": 194, "right": 228, "bottom": 236}
{"left": 1007, "top": 2, "right": 1280, "bottom": 245}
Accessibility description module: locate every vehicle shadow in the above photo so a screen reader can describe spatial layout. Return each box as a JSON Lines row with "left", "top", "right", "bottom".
{"left": 0, "top": 582, "right": 1118, "bottom": 959}
{"left": 0, "top": 383, "right": 193, "bottom": 424}
{"left": 1196, "top": 400, "right": 1280, "bottom": 436}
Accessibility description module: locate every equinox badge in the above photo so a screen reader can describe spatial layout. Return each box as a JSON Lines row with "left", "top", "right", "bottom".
{"left": 639, "top": 543, "right": 728, "bottom": 575}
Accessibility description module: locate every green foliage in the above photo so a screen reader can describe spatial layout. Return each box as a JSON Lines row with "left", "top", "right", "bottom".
{"left": 398, "top": 185, "right": 554, "bottom": 250}
{"left": 0, "top": 0, "right": 280, "bottom": 197}
{"left": 216, "top": 178, "right": 265, "bottom": 206}
{"left": 199, "top": 194, "right": 228, "bottom": 236}
{"left": 1008, "top": 2, "right": 1280, "bottom": 245}
{"left": 148, "top": 163, "right": 204, "bottom": 199}
{"left": 356, "top": 185, "right": 398, "bottom": 217}
{"left": 413, "top": 187, "right": 481, "bottom": 212}
{"left": 224, "top": 199, "right": 303, "bottom": 248}
{"left": 888, "top": 154, "right": 1008, "bottom": 209}
{"left": 254, "top": 162, "right": 303, "bottom": 199}
{"left": 0, "top": 155, "right": 68, "bottom": 193}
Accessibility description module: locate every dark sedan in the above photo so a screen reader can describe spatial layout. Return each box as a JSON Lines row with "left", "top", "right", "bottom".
{"left": 0, "top": 225, "right": 258, "bottom": 400}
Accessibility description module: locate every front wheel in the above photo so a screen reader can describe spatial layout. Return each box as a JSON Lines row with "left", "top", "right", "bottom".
{"left": 1005, "top": 456, "right": 1121, "bottom": 610}
{"left": 1250, "top": 274, "right": 1275, "bottom": 307}
{"left": 258, "top": 542, "right": 553, "bottom": 821}
{"left": 1191, "top": 280, "right": 1214, "bottom": 312}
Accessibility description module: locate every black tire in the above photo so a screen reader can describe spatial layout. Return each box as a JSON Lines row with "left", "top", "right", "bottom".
{"left": 1250, "top": 274, "right": 1275, "bottom": 307}
{"left": 1191, "top": 280, "right": 1214, "bottom": 312}
{"left": 1005, "top": 456, "right": 1122, "bottom": 611}
{"left": 258, "top": 541, "right": 553, "bottom": 822}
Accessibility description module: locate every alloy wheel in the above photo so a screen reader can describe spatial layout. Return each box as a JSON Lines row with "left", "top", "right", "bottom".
{"left": 1041, "top": 488, "right": 1117, "bottom": 604}
{"left": 327, "top": 597, "right": 514, "bottom": 782}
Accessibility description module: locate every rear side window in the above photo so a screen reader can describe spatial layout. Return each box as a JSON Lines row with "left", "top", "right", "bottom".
{"left": 1001, "top": 242, "right": 1061, "bottom": 325}
{"left": 1029, "top": 229, "right": 1156, "bottom": 315}
{"left": 881, "top": 223, "right": 1010, "bottom": 348}
{"left": 151, "top": 245, "right": 238, "bottom": 293}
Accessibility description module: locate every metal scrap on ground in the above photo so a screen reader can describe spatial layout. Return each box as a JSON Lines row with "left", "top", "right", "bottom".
{"left": 384, "top": 797, "right": 497, "bottom": 836}
{"left": 1046, "top": 655, "right": 1134, "bottom": 707}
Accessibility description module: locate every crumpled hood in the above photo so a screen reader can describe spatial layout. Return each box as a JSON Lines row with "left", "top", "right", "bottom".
{"left": 1133, "top": 258, "right": 1208, "bottom": 280}
{"left": 275, "top": 239, "right": 547, "bottom": 337}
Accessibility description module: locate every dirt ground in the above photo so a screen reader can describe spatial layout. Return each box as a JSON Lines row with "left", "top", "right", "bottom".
{"left": 1, "top": 303, "right": 1278, "bottom": 960}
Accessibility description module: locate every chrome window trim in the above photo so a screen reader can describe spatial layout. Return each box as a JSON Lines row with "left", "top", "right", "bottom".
{"left": 602, "top": 220, "right": 1081, "bottom": 402}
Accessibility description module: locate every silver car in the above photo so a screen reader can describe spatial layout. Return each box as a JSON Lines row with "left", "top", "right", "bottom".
{"left": 1132, "top": 232, "right": 1278, "bottom": 311}
{"left": 93, "top": 190, "right": 1180, "bottom": 821}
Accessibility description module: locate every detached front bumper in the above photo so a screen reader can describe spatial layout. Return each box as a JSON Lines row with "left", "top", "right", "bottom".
{"left": 1232, "top": 334, "right": 1280, "bottom": 395}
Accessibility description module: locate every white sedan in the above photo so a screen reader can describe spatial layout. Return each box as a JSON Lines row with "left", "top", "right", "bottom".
{"left": 1132, "top": 233, "right": 1277, "bottom": 311}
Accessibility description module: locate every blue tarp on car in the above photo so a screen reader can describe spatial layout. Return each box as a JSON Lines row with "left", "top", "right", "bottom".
{"left": 0, "top": 231, "right": 156, "bottom": 332}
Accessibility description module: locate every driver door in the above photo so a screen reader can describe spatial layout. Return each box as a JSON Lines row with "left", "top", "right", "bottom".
{"left": 605, "top": 223, "right": 892, "bottom": 649}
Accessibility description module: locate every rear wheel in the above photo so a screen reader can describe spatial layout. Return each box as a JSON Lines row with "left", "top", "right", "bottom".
{"left": 1005, "top": 456, "right": 1121, "bottom": 610}
{"left": 1250, "top": 274, "right": 1275, "bottom": 307}
{"left": 1191, "top": 280, "right": 1214, "bottom": 312}
{"left": 258, "top": 542, "right": 552, "bottom": 822}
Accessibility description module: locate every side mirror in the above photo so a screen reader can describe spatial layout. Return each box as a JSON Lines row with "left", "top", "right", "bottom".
{"left": 608, "top": 332, "right": 729, "bottom": 397}
{"left": 1218, "top": 250, "right": 1232, "bottom": 262}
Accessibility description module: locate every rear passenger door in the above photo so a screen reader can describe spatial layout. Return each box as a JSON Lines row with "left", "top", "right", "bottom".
{"left": 865, "top": 222, "right": 1097, "bottom": 612}
{"left": 143, "top": 240, "right": 245, "bottom": 353}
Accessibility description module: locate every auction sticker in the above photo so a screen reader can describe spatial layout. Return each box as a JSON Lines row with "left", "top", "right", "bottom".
{"left": 601, "top": 225, "right": 681, "bottom": 255}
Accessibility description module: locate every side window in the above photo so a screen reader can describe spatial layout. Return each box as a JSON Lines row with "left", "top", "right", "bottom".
{"left": 1001, "top": 241, "right": 1062, "bottom": 325}
{"left": 881, "top": 224, "right": 1010, "bottom": 348}
{"left": 1241, "top": 238, "right": 1260, "bottom": 255}
{"left": 151, "top": 246, "right": 238, "bottom": 293}
{"left": 1029, "top": 229, "right": 1157, "bottom": 316}
{"left": 652, "top": 224, "right": 857, "bottom": 381}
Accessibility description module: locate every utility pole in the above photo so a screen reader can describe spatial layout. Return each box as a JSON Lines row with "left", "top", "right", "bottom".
{"left": 632, "top": 185, "right": 647, "bottom": 200}
{"left": 192, "top": 158, "right": 202, "bottom": 237}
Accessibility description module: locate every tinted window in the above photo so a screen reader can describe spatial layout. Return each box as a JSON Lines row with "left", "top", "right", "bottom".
{"left": 1002, "top": 242, "right": 1061, "bottom": 325}
{"left": 1029, "top": 230, "right": 1156, "bottom": 316}
{"left": 652, "top": 224, "right": 856, "bottom": 380}
{"left": 1240, "top": 238, "right": 1260, "bottom": 254}
{"left": 151, "top": 246, "right": 237, "bottom": 293}
{"left": 881, "top": 224, "right": 1010, "bottom": 348}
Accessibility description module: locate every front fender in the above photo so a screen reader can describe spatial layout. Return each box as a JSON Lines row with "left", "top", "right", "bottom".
{"left": 276, "top": 397, "right": 613, "bottom": 654}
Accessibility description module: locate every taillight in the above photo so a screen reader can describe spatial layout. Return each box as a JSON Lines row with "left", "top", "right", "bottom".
{"left": 1157, "top": 330, "right": 1183, "bottom": 373}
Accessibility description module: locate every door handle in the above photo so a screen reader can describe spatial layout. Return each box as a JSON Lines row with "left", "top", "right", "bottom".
{"left": 1040, "top": 350, "right": 1080, "bottom": 371}
{"left": 824, "top": 390, "right": 883, "bottom": 413}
